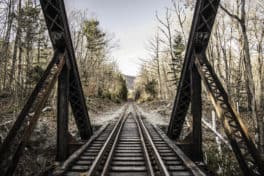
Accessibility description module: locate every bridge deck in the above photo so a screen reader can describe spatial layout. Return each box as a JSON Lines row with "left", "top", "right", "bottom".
{"left": 52, "top": 104, "right": 206, "bottom": 176}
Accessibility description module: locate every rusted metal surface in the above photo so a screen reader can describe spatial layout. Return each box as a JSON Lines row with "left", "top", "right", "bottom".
{"left": 191, "top": 65, "right": 203, "bottom": 162}
{"left": 40, "top": 0, "right": 93, "bottom": 140}
{"left": 168, "top": 0, "right": 220, "bottom": 139}
{"left": 56, "top": 63, "right": 70, "bottom": 162}
{"left": 167, "top": 0, "right": 264, "bottom": 174}
{"left": 0, "top": 0, "right": 261, "bottom": 175}
{"left": 195, "top": 53, "right": 264, "bottom": 175}
{"left": 0, "top": 0, "right": 94, "bottom": 173}
{"left": 0, "top": 52, "right": 65, "bottom": 175}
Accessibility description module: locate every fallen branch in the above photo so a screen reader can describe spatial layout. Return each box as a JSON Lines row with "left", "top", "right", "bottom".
{"left": 202, "top": 118, "right": 231, "bottom": 148}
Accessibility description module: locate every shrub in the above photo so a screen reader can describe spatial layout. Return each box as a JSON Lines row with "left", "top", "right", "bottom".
{"left": 145, "top": 79, "right": 157, "bottom": 98}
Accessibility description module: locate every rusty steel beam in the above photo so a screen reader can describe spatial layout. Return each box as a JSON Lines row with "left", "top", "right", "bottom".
{"left": 191, "top": 65, "right": 203, "bottom": 162}
{"left": 0, "top": 53, "right": 65, "bottom": 176}
{"left": 167, "top": 0, "right": 220, "bottom": 139}
{"left": 39, "top": 0, "right": 93, "bottom": 139}
{"left": 195, "top": 53, "right": 264, "bottom": 175}
{"left": 56, "top": 63, "right": 70, "bottom": 162}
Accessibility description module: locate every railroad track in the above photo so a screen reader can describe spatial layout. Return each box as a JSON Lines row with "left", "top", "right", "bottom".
{"left": 51, "top": 103, "right": 206, "bottom": 176}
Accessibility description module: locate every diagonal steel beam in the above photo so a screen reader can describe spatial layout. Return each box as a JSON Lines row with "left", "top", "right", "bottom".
{"left": 0, "top": 52, "right": 65, "bottom": 175}
{"left": 195, "top": 53, "right": 264, "bottom": 175}
{"left": 40, "top": 0, "right": 93, "bottom": 139}
{"left": 167, "top": 0, "right": 220, "bottom": 139}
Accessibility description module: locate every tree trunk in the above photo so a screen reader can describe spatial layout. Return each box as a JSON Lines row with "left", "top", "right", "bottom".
{"left": 1, "top": 0, "right": 15, "bottom": 90}
{"left": 9, "top": 0, "right": 22, "bottom": 90}
{"left": 239, "top": 0, "right": 261, "bottom": 154}
{"left": 221, "top": 0, "right": 262, "bottom": 154}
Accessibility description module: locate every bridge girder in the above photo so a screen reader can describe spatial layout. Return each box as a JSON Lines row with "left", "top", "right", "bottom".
{"left": 167, "top": 0, "right": 220, "bottom": 139}
{"left": 40, "top": 0, "right": 93, "bottom": 140}
{"left": 0, "top": 0, "right": 93, "bottom": 174}
{"left": 168, "top": 0, "right": 264, "bottom": 175}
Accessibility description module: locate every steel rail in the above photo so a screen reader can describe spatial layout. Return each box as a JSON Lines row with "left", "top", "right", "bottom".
{"left": 136, "top": 110, "right": 170, "bottom": 176}
{"left": 86, "top": 106, "right": 128, "bottom": 176}
{"left": 52, "top": 124, "right": 109, "bottom": 175}
{"left": 152, "top": 124, "right": 207, "bottom": 176}
{"left": 100, "top": 107, "right": 155, "bottom": 176}
{"left": 99, "top": 114, "right": 128, "bottom": 175}
{"left": 133, "top": 111, "right": 155, "bottom": 176}
{"left": 135, "top": 103, "right": 207, "bottom": 176}
{"left": 53, "top": 104, "right": 129, "bottom": 175}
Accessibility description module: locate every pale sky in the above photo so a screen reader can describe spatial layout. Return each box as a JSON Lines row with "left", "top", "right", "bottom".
{"left": 64, "top": 0, "right": 171, "bottom": 76}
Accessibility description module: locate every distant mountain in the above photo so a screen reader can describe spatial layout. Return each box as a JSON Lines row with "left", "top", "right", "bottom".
{"left": 123, "top": 75, "right": 136, "bottom": 90}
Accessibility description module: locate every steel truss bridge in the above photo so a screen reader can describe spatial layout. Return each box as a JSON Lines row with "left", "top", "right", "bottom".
{"left": 0, "top": 0, "right": 263, "bottom": 175}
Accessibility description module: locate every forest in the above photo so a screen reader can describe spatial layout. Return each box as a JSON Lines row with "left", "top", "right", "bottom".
{"left": 0, "top": 0, "right": 263, "bottom": 175}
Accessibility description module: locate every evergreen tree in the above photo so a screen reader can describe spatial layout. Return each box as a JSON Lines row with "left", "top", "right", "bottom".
{"left": 83, "top": 19, "right": 106, "bottom": 53}
{"left": 169, "top": 34, "right": 185, "bottom": 85}
{"left": 118, "top": 75, "right": 128, "bottom": 101}
{"left": 145, "top": 79, "right": 157, "bottom": 98}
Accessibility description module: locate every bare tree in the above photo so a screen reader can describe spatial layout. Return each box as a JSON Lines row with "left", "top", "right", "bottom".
{"left": 0, "top": 0, "right": 15, "bottom": 90}
{"left": 9, "top": 0, "right": 22, "bottom": 89}
{"left": 156, "top": 9, "right": 179, "bottom": 87}
{"left": 220, "top": 0, "right": 263, "bottom": 155}
{"left": 170, "top": 0, "right": 187, "bottom": 44}
{"left": 147, "top": 32, "right": 164, "bottom": 99}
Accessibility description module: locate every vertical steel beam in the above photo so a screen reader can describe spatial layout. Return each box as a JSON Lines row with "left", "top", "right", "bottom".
{"left": 191, "top": 64, "right": 203, "bottom": 162}
{"left": 57, "top": 1, "right": 93, "bottom": 139}
{"left": 0, "top": 52, "right": 65, "bottom": 175}
{"left": 167, "top": 0, "right": 203, "bottom": 139}
{"left": 39, "top": 0, "right": 93, "bottom": 140}
{"left": 56, "top": 63, "right": 69, "bottom": 161}
{"left": 167, "top": 0, "right": 220, "bottom": 139}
